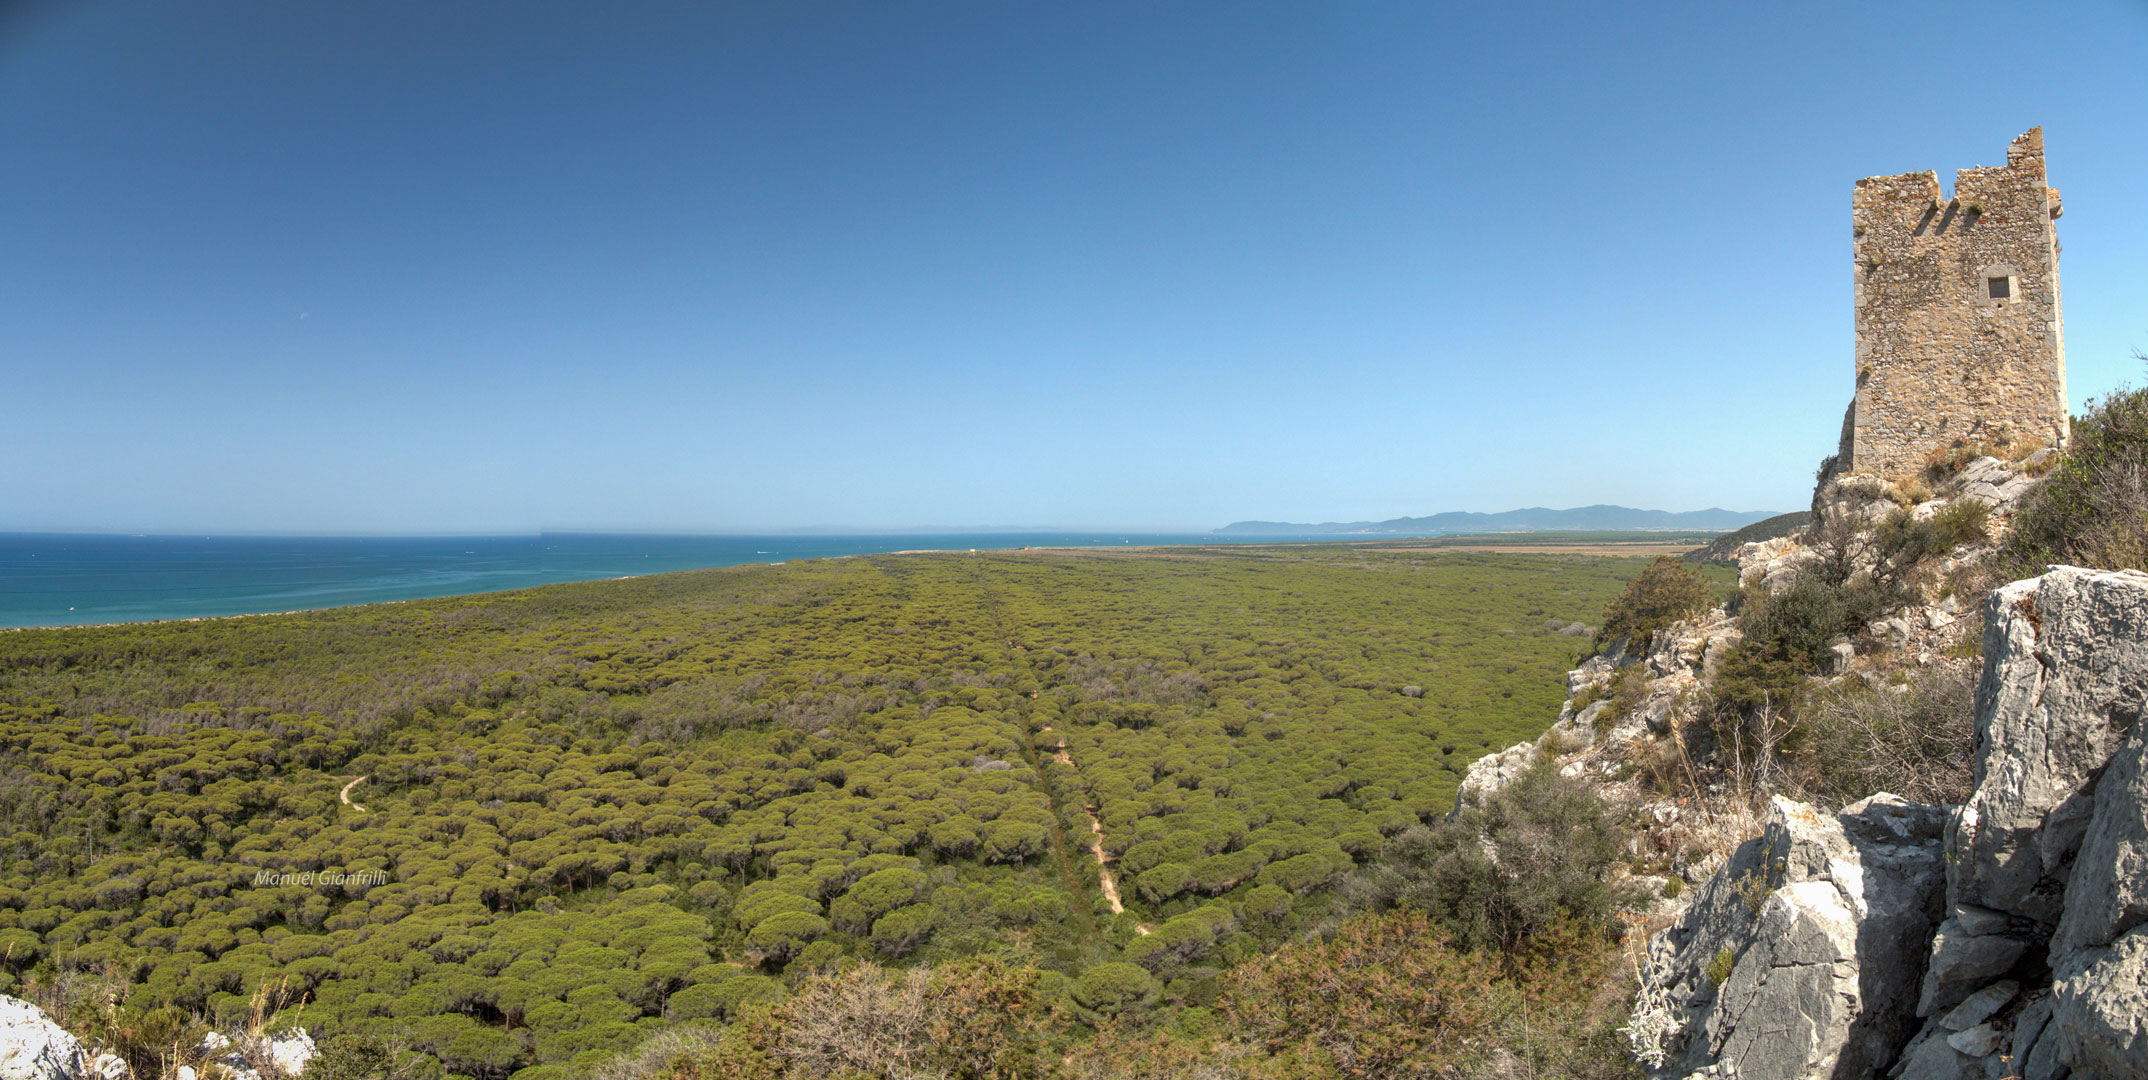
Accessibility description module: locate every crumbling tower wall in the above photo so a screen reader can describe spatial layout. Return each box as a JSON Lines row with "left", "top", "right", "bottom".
{"left": 1846, "top": 128, "right": 2067, "bottom": 477}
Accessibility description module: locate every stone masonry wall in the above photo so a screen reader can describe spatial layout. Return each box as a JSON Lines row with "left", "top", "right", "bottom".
{"left": 1847, "top": 128, "right": 2067, "bottom": 478}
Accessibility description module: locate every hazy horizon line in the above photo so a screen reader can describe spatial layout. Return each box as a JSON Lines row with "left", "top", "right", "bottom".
{"left": 0, "top": 504, "right": 1794, "bottom": 541}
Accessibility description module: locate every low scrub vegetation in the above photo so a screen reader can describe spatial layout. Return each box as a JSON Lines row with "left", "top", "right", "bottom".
{"left": 0, "top": 546, "right": 1647, "bottom": 1080}
{"left": 1872, "top": 500, "right": 1991, "bottom": 572}
{"left": 1345, "top": 762, "right": 1643, "bottom": 957}
{"left": 1596, "top": 556, "right": 1712, "bottom": 652}
{"left": 2006, "top": 382, "right": 2148, "bottom": 574}
{"left": 1788, "top": 663, "right": 1978, "bottom": 809}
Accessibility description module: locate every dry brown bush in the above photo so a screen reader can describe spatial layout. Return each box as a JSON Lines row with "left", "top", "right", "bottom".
{"left": 588, "top": 1026, "right": 730, "bottom": 1080}
{"left": 1788, "top": 662, "right": 1978, "bottom": 808}
{"left": 778, "top": 965, "right": 937, "bottom": 1080}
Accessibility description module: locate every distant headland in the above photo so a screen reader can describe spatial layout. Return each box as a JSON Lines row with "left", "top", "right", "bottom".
{"left": 1216, "top": 504, "right": 1786, "bottom": 536}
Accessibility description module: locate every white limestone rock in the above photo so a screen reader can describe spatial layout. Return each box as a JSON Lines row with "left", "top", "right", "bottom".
{"left": 1944, "top": 1022, "right": 2002, "bottom": 1057}
{"left": 265, "top": 1029, "right": 315, "bottom": 1078}
{"left": 1738, "top": 537, "right": 1797, "bottom": 590}
{"left": 1827, "top": 639, "right": 1857, "bottom": 674}
{"left": 1936, "top": 979, "right": 2017, "bottom": 1032}
{"left": 1947, "top": 567, "right": 2148, "bottom": 925}
{"left": 2050, "top": 712, "right": 2148, "bottom": 958}
{"left": 1915, "top": 919, "right": 2030, "bottom": 1017}
{"left": 1955, "top": 457, "right": 2039, "bottom": 510}
{"left": 1453, "top": 741, "right": 1537, "bottom": 813}
{"left": 0, "top": 998, "right": 81, "bottom": 1080}
{"left": 205, "top": 1029, "right": 317, "bottom": 1080}
{"left": 2051, "top": 925, "right": 2148, "bottom": 1079}
{"left": 1889, "top": 1027, "right": 1984, "bottom": 1080}
{"left": 1871, "top": 617, "right": 1914, "bottom": 650}
{"left": 1632, "top": 795, "right": 1947, "bottom": 1079}
{"left": 1907, "top": 565, "right": 2148, "bottom": 1077}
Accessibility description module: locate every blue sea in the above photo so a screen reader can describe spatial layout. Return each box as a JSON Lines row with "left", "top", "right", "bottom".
{"left": 0, "top": 531, "right": 1343, "bottom": 629}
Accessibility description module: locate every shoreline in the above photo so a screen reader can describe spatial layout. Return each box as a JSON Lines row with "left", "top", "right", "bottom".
{"left": 0, "top": 537, "right": 1694, "bottom": 633}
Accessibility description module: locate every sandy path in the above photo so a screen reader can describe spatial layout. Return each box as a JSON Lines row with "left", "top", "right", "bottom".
{"left": 1042, "top": 730, "right": 1149, "bottom": 934}
{"left": 340, "top": 775, "right": 369, "bottom": 813}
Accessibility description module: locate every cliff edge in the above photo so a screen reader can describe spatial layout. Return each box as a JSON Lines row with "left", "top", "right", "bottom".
{"left": 1459, "top": 443, "right": 2148, "bottom": 1079}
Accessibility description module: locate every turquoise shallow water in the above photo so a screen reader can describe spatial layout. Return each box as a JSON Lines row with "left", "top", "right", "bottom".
{"left": 0, "top": 531, "right": 1343, "bottom": 629}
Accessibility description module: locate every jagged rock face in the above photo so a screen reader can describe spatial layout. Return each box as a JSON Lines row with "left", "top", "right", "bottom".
{"left": 2043, "top": 657, "right": 2148, "bottom": 1078}
{"left": 1947, "top": 568, "right": 2148, "bottom": 926}
{"left": 1453, "top": 740, "right": 1537, "bottom": 812}
{"left": 1861, "top": 566, "right": 2148, "bottom": 1079}
{"left": 1955, "top": 455, "right": 2044, "bottom": 509}
{"left": 2052, "top": 926, "right": 2148, "bottom": 1077}
{"left": 1644, "top": 565, "right": 2148, "bottom": 1080}
{"left": 1744, "top": 458, "right": 2037, "bottom": 619}
{"left": 1632, "top": 795, "right": 1947, "bottom": 1079}
{"left": 1544, "top": 612, "right": 1732, "bottom": 764}
{"left": 0, "top": 996, "right": 82, "bottom": 1080}
{"left": 2050, "top": 688, "right": 2148, "bottom": 958}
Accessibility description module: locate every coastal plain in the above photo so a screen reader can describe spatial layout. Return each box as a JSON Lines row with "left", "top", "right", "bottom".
{"left": 0, "top": 546, "right": 1648, "bottom": 1078}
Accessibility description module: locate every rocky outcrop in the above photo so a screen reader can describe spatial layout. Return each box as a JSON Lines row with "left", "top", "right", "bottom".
{"left": 1630, "top": 795, "right": 1947, "bottom": 1078}
{"left": 199, "top": 1030, "right": 317, "bottom": 1080}
{"left": 1955, "top": 452, "right": 2051, "bottom": 509}
{"left": 1453, "top": 741, "right": 1537, "bottom": 811}
{"left": 1462, "top": 610, "right": 1738, "bottom": 810}
{"left": 0, "top": 997, "right": 82, "bottom": 1080}
{"left": 1748, "top": 456, "right": 2038, "bottom": 595}
{"left": 1546, "top": 611, "right": 1737, "bottom": 764}
{"left": 1899, "top": 565, "right": 2148, "bottom": 1079}
{"left": 1943, "top": 568, "right": 2148, "bottom": 928}
{"left": 1643, "top": 565, "right": 2148, "bottom": 1079}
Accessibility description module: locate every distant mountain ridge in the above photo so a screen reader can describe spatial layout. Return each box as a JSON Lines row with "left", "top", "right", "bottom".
{"left": 1217, "top": 504, "right": 1784, "bottom": 535}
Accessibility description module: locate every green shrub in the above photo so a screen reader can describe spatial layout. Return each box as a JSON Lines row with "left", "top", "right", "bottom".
{"left": 1239, "top": 883, "right": 1293, "bottom": 922}
{"left": 2006, "top": 383, "right": 2148, "bottom": 573}
{"left": 768, "top": 957, "right": 1049, "bottom": 1080}
{"left": 1734, "top": 871, "right": 1772, "bottom": 917}
{"left": 0, "top": 544, "right": 1647, "bottom": 1077}
{"left": 1929, "top": 499, "right": 1993, "bottom": 549}
{"left": 588, "top": 1026, "right": 726, "bottom": 1080}
{"left": 1738, "top": 577, "right": 1848, "bottom": 669}
{"left": 1221, "top": 911, "right": 1499, "bottom": 1078}
{"left": 1873, "top": 500, "right": 1992, "bottom": 572}
{"left": 1791, "top": 663, "right": 1978, "bottom": 808}
{"left": 1071, "top": 962, "right": 1161, "bottom": 1020}
{"left": 1705, "top": 948, "right": 1735, "bottom": 988}
{"left": 1598, "top": 664, "right": 1653, "bottom": 730}
{"left": 1346, "top": 762, "right": 1642, "bottom": 956}
{"left": 742, "top": 912, "right": 827, "bottom": 962}
{"left": 304, "top": 1030, "right": 432, "bottom": 1080}
{"left": 867, "top": 904, "right": 936, "bottom": 957}
{"left": 77, "top": 1005, "right": 219, "bottom": 1080}
{"left": 1597, "top": 557, "right": 1712, "bottom": 652}
{"left": 1134, "top": 863, "right": 1192, "bottom": 904}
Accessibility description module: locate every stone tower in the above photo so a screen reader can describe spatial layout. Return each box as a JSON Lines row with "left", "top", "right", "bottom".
{"left": 1844, "top": 128, "right": 2066, "bottom": 477}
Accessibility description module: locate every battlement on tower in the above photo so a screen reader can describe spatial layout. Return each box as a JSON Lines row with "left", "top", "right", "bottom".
{"left": 1844, "top": 128, "right": 2067, "bottom": 478}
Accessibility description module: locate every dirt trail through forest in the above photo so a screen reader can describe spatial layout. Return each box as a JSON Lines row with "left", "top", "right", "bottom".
{"left": 962, "top": 555, "right": 1151, "bottom": 936}
{"left": 340, "top": 775, "right": 368, "bottom": 812}
{"left": 1040, "top": 728, "right": 1148, "bottom": 934}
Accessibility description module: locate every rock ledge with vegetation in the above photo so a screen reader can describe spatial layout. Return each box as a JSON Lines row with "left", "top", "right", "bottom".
{"left": 1470, "top": 407, "right": 2148, "bottom": 1079}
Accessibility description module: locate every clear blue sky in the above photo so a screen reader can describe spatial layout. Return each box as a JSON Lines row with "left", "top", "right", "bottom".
{"left": 4, "top": 1, "right": 2144, "bottom": 534}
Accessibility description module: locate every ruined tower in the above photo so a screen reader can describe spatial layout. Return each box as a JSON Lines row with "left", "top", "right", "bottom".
{"left": 1845, "top": 128, "right": 2066, "bottom": 477}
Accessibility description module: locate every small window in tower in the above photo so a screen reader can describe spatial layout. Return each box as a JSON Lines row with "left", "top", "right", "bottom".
{"left": 1988, "top": 276, "right": 2012, "bottom": 300}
